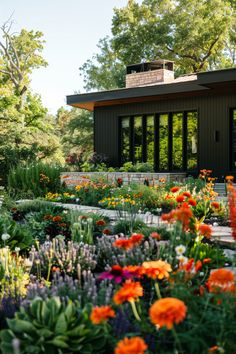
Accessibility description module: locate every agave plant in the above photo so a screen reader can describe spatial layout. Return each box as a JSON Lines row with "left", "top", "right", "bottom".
{"left": 0, "top": 297, "right": 107, "bottom": 353}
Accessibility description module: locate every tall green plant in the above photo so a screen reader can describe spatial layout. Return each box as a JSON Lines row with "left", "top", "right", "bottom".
{"left": 7, "top": 162, "right": 62, "bottom": 198}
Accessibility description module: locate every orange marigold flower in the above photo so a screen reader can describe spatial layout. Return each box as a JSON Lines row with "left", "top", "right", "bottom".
{"left": 208, "top": 346, "right": 220, "bottom": 353}
{"left": 207, "top": 268, "right": 235, "bottom": 293}
{"left": 130, "top": 233, "right": 144, "bottom": 246}
{"left": 43, "top": 214, "right": 53, "bottom": 220}
{"left": 113, "top": 281, "right": 143, "bottom": 305}
{"left": 149, "top": 297, "right": 187, "bottom": 329}
{"left": 90, "top": 305, "right": 115, "bottom": 324}
{"left": 176, "top": 194, "right": 185, "bottom": 203}
{"left": 188, "top": 198, "right": 197, "bottom": 207}
{"left": 203, "top": 258, "right": 211, "bottom": 264}
{"left": 198, "top": 224, "right": 212, "bottom": 238}
{"left": 211, "top": 201, "right": 220, "bottom": 209}
{"left": 52, "top": 215, "right": 62, "bottom": 222}
{"left": 142, "top": 260, "right": 172, "bottom": 280}
{"left": 225, "top": 175, "right": 234, "bottom": 181}
{"left": 174, "top": 203, "right": 193, "bottom": 230}
{"left": 183, "top": 191, "right": 191, "bottom": 198}
{"left": 170, "top": 186, "right": 180, "bottom": 193}
{"left": 150, "top": 232, "right": 161, "bottom": 240}
{"left": 115, "top": 337, "right": 148, "bottom": 354}
{"left": 96, "top": 219, "right": 106, "bottom": 226}
{"left": 103, "top": 228, "right": 111, "bottom": 235}
{"left": 113, "top": 239, "right": 132, "bottom": 250}
{"left": 195, "top": 260, "right": 202, "bottom": 272}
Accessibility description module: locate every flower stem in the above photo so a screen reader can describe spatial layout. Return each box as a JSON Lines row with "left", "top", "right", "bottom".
{"left": 172, "top": 325, "right": 183, "bottom": 353}
{"left": 154, "top": 282, "right": 162, "bottom": 299}
{"left": 130, "top": 300, "right": 141, "bottom": 321}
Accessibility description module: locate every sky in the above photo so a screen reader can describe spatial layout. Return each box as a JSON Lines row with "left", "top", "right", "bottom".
{"left": 0, "top": 0, "right": 135, "bottom": 114}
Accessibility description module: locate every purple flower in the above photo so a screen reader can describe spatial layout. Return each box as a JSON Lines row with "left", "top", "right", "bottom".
{"left": 99, "top": 265, "right": 132, "bottom": 284}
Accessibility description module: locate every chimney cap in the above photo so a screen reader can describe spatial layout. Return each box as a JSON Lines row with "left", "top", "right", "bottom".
{"left": 126, "top": 59, "right": 174, "bottom": 74}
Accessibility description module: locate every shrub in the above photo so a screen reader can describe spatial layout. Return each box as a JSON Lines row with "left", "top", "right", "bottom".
{"left": 7, "top": 162, "right": 62, "bottom": 198}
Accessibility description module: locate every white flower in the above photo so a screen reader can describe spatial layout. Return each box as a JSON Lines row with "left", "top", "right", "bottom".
{"left": 15, "top": 247, "right": 20, "bottom": 252}
{"left": 1, "top": 233, "right": 10, "bottom": 241}
{"left": 177, "top": 255, "right": 188, "bottom": 264}
{"left": 24, "top": 259, "right": 33, "bottom": 268}
{"left": 175, "top": 245, "right": 186, "bottom": 255}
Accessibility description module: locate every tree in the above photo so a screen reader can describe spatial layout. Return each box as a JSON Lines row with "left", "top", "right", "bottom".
{"left": 56, "top": 107, "right": 94, "bottom": 156}
{"left": 0, "top": 21, "right": 63, "bottom": 182}
{"left": 80, "top": 0, "right": 236, "bottom": 89}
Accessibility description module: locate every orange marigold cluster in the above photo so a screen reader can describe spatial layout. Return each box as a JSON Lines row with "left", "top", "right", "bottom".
{"left": 149, "top": 297, "right": 187, "bottom": 329}
{"left": 113, "top": 234, "right": 144, "bottom": 250}
{"left": 142, "top": 260, "right": 172, "bottom": 280}
{"left": 207, "top": 268, "right": 235, "bottom": 294}
{"left": 115, "top": 337, "right": 148, "bottom": 354}
{"left": 90, "top": 305, "right": 115, "bottom": 324}
{"left": 113, "top": 281, "right": 143, "bottom": 305}
{"left": 198, "top": 224, "right": 212, "bottom": 238}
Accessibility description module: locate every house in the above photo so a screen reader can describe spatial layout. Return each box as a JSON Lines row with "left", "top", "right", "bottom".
{"left": 67, "top": 60, "right": 236, "bottom": 180}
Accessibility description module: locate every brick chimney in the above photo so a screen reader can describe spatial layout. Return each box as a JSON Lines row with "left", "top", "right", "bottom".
{"left": 125, "top": 59, "right": 174, "bottom": 88}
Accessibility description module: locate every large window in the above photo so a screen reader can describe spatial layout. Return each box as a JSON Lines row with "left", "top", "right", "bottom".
{"left": 120, "top": 110, "right": 198, "bottom": 171}
{"left": 231, "top": 109, "right": 236, "bottom": 169}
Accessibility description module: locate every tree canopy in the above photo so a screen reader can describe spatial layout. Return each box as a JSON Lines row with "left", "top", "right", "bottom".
{"left": 80, "top": 0, "right": 236, "bottom": 90}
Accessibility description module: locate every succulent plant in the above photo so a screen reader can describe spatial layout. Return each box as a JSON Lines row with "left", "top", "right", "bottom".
{"left": 0, "top": 297, "right": 107, "bottom": 353}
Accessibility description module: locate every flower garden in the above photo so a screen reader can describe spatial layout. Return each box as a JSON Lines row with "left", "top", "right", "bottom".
{"left": 0, "top": 164, "right": 236, "bottom": 353}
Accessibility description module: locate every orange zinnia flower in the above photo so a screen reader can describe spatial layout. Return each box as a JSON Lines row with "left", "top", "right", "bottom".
{"left": 207, "top": 268, "right": 235, "bottom": 293}
{"left": 115, "top": 337, "right": 148, "bottom": 354}
{"left": 198, "top": 224, "right": 212, "bottom": 238}
{"left": 113, "top": 239, "right": 132, "bottom": 250}
{"left": 211, "top": 201, "right": 220, "bottom": 209}
{"left": 170, "top": 186, "right": 180, "bottom": 193}
{"left": 188, "top": 198, "right": 197, "bottom": 207}
{"left": 225, "top": 175, "right": 234, "bottom": 181}
{"left": 149, "top": 297, "right": 187, "bottom": 329}
{"left": 183, "top": 191, "right": 191, "bottom": 198}
{"left": 176, "top": 194, "right": 185, "bottom": 203}
{"left": 174, "top": 203, "right": 193, "bottom": 230}
{"left": 130, "top": 233, "right": 144, "bottom": 246}
{"left": 113, "top": 281, "right": 143, "bottom": 305}
{"left": 96, "top": 219, "right": 106, "bottom": 226}
{"left": 142, "top": 260, "right": 172, "bottom": 280}
{"left": 90, "top": 305, "right": 115, "bottom": 324}
{"left": 52, "top": 215, "right": 62, "bottom": 222}
{"left": 150, "top": 232, "right": 161, "bottom": 240}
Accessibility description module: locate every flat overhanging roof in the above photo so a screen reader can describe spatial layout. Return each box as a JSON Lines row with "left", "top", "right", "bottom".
{"left": 67, "top": 68, "right": 236, "bottom": 111}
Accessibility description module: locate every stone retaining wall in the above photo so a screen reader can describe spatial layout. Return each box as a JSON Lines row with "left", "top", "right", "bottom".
{"left": 61, "top": 172, "right": 186, "bottom": 187}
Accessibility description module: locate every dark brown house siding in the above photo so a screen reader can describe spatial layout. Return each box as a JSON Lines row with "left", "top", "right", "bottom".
{"left": 94, "top": 92, "right": 236, "bottom": 177}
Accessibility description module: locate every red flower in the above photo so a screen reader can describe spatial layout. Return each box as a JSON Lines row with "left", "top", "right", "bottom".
{"left": 96, "top": 219, "right": 106, "bottom": 226}
{"left": 195, "top": 260, "right": 202, "bottom": 272}
{"left": 211, "top": 202, "right": 220, "bottom": 209}
{"left": 171, "top": 186, "right": 180, "bottom": 193}
{"left": 103, "top": 228, "right": 111, "bottom": 235}
{"left": 188, "top": 198, "right": 197, "bottom": 207}
{"left": 150, "top": 232, "right": 161, "bottom": 240}
{"left": 176, "top": 195, "right": 185, "bottom": 203}
{"left": 198, "top": 224, "right": 212, "bottom": 238}
{"left": 183, "top": 191, "right": 191, "bottom": 198}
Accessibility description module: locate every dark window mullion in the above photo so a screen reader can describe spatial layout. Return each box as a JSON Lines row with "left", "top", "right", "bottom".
{"left": 168, "top": 113, "right": 173, "bottom": 171}
{"left": 183, "top": 111, "right": 187, "bottom": 171}
{"left": 154, "top": 114, "right": 159, "bottom": 172}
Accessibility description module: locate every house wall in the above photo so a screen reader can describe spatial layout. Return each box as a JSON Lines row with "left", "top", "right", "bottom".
{"left": 94, "top": 92, "right": 236, "bottom": 177}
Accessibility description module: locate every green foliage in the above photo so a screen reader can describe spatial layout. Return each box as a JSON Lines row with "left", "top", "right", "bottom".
{"left": 0, "top": 298, "right": 107, "bottom": 354}
{"left": 0, "top": 213, "right": 33, "bottom": 251}
{"left": 80, "top": 0, "right": 236, "bottom": 89}
{"left": 7, "top": 162, "right": 62, "bottom": 198}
